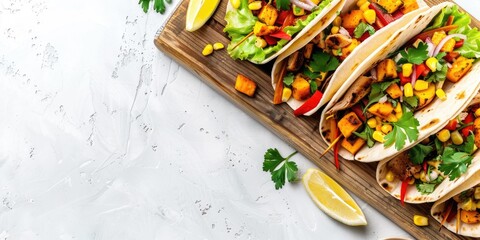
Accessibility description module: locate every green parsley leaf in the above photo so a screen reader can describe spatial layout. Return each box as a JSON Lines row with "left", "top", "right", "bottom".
{"left": 276, "top": 0, "right": 290, "bottom": 10}
{"left": 434, "top": 137, "right": 444, "bottom": 155}
{"left": 452, "top": 134, "right": 475, "bottom": 154}
{"left": 399, "top": 42, "right": 429, "bottom": 64}
{"left": 283, "top": 73, "right": 294, "bottom": 86}
{"left": 263, "top": 148, "right": 299, "bottom": 189}
{"left": 138, "top": 0, "right": 170, "bottom": 14}
{"left": 426, "top": 64, "right": 448, "bottom": 82}
{"left": 310, "top": 80, "right": 318, "bottom": 94}
{"left": 403, "top": 96, "right": 419, "bottom": 109}
{"left": 353, "top": 126, "right": 375, "bottom": 148}
{"left": 416, "top": 175, "right": 444, "bottom": 195}
{"left": 408, "top": 144, "right": 433, "bottom": 165}
{"left": 353, "top": 22, "right": 375, "bottom": 39}
{"left": 438, "top": 147, "right": 473, "bottom": 180}
{"left": 309, "top": 50, "right": 340, "bottom": 73}
{"left": 384, "top": 111, "right": 420, "bottom": 150}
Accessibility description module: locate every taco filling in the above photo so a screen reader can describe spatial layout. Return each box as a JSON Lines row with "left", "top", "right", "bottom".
{"left": 438, "top": 184, "right": 480, "bottom": 231}
{"left": 323, "top": 5, "right": 480, "bottom": 157}
{"left": 384, "top": 105, "right": 480, "bottom": 203}
{"left": 273, "top": 0, "right": 420, "bottom": 110}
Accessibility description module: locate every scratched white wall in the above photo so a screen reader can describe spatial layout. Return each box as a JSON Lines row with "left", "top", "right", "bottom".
{"left": 0, "top": 0, "right": 477, "bottom": 239}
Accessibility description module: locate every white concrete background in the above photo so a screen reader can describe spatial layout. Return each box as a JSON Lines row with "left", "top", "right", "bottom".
{"left": 0, "top": 0, "right": 477, "bottom": 239}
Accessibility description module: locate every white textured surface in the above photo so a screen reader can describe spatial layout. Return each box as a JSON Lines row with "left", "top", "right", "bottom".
{"left": 0, "top": 0, "right": 477, "bottom": 239}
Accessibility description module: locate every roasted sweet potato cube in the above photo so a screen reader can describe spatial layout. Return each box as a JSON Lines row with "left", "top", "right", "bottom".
{"left": 414, "top": 82, "right": 436, "bottom": 109}
{"left": 291, "top": 74, "right": 311, "bottom": 101}
{"left": 340, "top": 39, "right": 360, "bottom": 60}
{"left": 341, "top": 10, "right": 364, "bottom": 29}
{"left": 474, "top": 118, "right": 480, "bottom": 148}
{"left": 402, "top": 0, "right": 419, "bottom": 14}
{"left": 337, "top": 112, "right": 363, "bottom": 138}
{"left": 341, "top": 137, "right": 366, "bottom": 155}
{"left": 235, "top": 74, "right": 257, "bottom": 97}
{"left": 258, "top": 4, "right": 278, "bottom": 26}
{"left": 447, "top": 56, "right": 474, "bottom": 82}
{"left": 386, "top": 83, "right": 402, "bottom": 99}
{"left": 253, "top": 21, "right": 279, "bottom": 36}
{"left": 372, "top": 0, "right": 403, "bottom": 14}
{"left": 376, "top": 59, "right": 397, "bottom": 81}
{"left": 368, "top": 102, "right": 394, "bottom": 118}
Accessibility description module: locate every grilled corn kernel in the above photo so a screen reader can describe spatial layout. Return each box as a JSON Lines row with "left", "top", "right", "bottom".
{"left": 373, "top": 130, "right": 385, "bottom": 143}
{"left": 408, "top": 177, "right": 415, "bottom": 185}
{"left": 432, "top": 31, "right": 447, "bottom": 46}
{"left": 460, "top": 198, "right": 476, "bottom": 211}
{"left": 230, "top": 0, "right": 241, "bottom": 9}
{"left": 213, "top": 42, "right": 224, "bottom": 50}
{"left": 402, "top": 63, "right": 413, "bottom": 77}
{"left": 414, "top": 80, "right": 429, "bottom": 91}
{"left": 360, "top": 2, "right": 371, "bottom": 11}
{"left": 451, "top": 130, "right": 464, "bottom": 145}
{"left": 385, "top": 170, "right": 395, "bottom": 182}
{"left": 436, "top": 129, "right": 451, "bottom": 142}
{"left": 426, "top": 57, "right": 438, "bottom": 72}
{"left": 255, "top": 37, "right": 267, "bottom": 48}
{"left": 367, "top": 117, "right": 377, "bottom": 128}
{"left": 356, "top": 0, "right": 368, "bottom": 8}
{"left": 413, "top": 215, "right": 429, "bottom": 226}
{"left": 333, "top": 16, "right": 342, "bottom": 27}
{"left": 281, "top": 88, "right": 292, "bottom": 102}
{"left": 202, "top": 44, "right": 214, "bottom": 56}
{"left": 419, "top": 170, "right": 427, "bottom": 182}
{"left": 404, "top": 83, "right": 414, "bottom": 97}
{"left": 381, "top": 124, "right": 393, "bottom": 134}
{"left": 475, "top": 108, "right": 480, "bottom": 117}
{"left": 386, "top": 113, "right": 398, "bottom": 123}
{"left": 394, "top": 103, "right": 402, "bottom": 113}
{"left": 248, "top": 1, "right": 262, "bottom": 10}
{"left": 436, "top": 89, "right": 447, "bottom": 101}
{"left": 363, "top": 9, "right": 376, "bottom": 24}
{"left": 331, "top": 26, "right": 339, "bottom": 34}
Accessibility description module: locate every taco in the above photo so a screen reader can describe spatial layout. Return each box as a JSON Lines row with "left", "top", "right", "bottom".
{"left": 271, "top": 0, "right": 428, "bottom": 116}
{"left": 377, "top": 93, "right": 480, "bottom": 204}
{"left": 224, "top": 0, "right": 344, "bottom": 64}
{"left": 431, "top": 173, "right": 480, "bottom": 237}
{"left": 319, "top": 2, "right": 480, "bottom": 162}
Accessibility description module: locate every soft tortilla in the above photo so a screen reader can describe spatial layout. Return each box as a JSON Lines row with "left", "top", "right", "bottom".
{"left": 319, "top": 2, "right": 480, "bottom": 162}
{"left": 271, "top": 0, "right": 429, "bottom": 116}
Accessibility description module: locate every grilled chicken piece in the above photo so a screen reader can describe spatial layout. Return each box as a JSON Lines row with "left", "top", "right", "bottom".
{"left": 286, "top": 50, "right": 305, "bottom": 72}
{"left": 387, "top": 152, "right": 422, "bottom": 181}
{"left": 326, "top": 76, "right": 374, "bottom": 115}
{"left": 325, "top": 34, "right": 352, "bottom": 49}
{"left": 303, "top": 43, "right": 314, "bottom": 60}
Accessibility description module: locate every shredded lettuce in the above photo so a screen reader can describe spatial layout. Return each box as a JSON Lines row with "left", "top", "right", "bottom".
{"left": 426, "top": 5, "right": 480, "bottom": 59}
{"left": 224, "top": 0, "right": 333, "bottom": 63}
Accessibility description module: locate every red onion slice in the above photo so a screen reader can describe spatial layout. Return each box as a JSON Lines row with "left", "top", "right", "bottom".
{"left": 290, "top": 0, "right": 316, "bottom": 11}
{"left": 400, "top": 86, "right": 404, "bottom": 102}
{"left": 339, "top": 27, "right": 351, "bottom": 38}
{"left": 425, "top": 37, "right": 435, "bottom": 57}
{"left": 379, "top": 94, "right": 388, "bottom": 103}
{"left": 411, "top": 64, "right": 417, "bottom": 86}
{"left": 432, "top": 33, "right": 467, "bottom": 56}
{"left": 370, "top": 67, "right": 377, "bottom": 81}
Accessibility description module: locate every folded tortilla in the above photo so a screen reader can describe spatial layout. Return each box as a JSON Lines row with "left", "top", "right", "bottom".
{"left": 431, "top": 172, "right": 480, "bottom": 237}
{"left": 224, "top": 0, "right": 344, "bottom": 64}
{"left": 271, "top": 0, "right": 428, "bottom": 115}
{"left": 319, "top": 2, "right": 480, "bottom": 162}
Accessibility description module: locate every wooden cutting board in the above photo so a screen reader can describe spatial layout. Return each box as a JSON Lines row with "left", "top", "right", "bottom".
{"left": 155, "top": 1, "right": 479, "bottom": 239}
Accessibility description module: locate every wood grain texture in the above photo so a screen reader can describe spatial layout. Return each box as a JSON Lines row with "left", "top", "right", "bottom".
{"left": 155, "top": 1, "right": 479, "bottom": 239}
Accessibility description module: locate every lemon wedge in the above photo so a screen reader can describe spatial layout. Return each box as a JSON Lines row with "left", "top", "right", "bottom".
{"left": 302, "top": 168, "right": 367, "bottom": 226}
{"left": 185, "top": 0, "right": 220, "bottom": 32}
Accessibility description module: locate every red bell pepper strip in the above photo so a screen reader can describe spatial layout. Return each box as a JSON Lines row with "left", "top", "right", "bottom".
{"left": 369, "top": 3, "right": 395, "bottom": 27}
{"left": 357, "top": 31, "right": 371, "bottom": 42}
{"left": 293, "top": 90, "right": 323, "bottom": 116}
{"left": 270, "top": 30, "right": 292, "bottom": 40}
{"left": 454, "top": 39, "right": 464, "bottom": 48}
{"left": 334, "top": 140, "right": 340, "bottom": 170}
{"left": 392, "top": 10, "right": 404, "bottom": 21}
{"left": 423, "top": 161, "right": 428, "bottom": 173}
{"left": 461, "top": 112, "right": 474, "bottom": 137}
{"left": 444, "top": 119, "right": 458, "bottom": 131}
{"left": 415, "top": 63, "right": 429, "bottom": 80}
{"left": 263, "top": 35, "right": 278, "bottom": 45}
{"left": 444, "top": 51, "right": 460, "bottom": 63}
{"left": 352, "top": 104, "right": 366, "bottom": 122}
{"left": 282, "top": 11, "right": 295, "bottom": 29}
{"left": 276, "top": 10, "right": 291, "bottom": 26}
{"left": 400, "top": 178, "right": 409, "bottom": 205}
{"left": 446, "top": 15, "right": 455, "bottom": 26}
{"left": 399, "top": 72, "right": 411, "bottom": 86}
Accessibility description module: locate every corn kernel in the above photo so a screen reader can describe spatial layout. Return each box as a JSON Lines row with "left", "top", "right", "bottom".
{"left": 356, "top": 0, "right": 368, "bottom": 7}
{"left": 474, "top": 187, "right": 480, "bottom": 200}
{"left": 426, "top": 57, "right": 438, "bottom": 72}
{"left": 435, "top": 89, "right": 446, "bottom": 101}
{"left": 385, "top": 170, "right": 395, "bottom": 182}
{"left": 395, "top": 111, "right": 403, "bottom": 119}
{"left": 414, "top": 80, "right": 429, "bottom": 91}
{"left": 367, "top": 118, "right": 377, "bottom": 128}
{"left": 402, "top": 63, "right": 413, "bottom": 77}
{"left": 255, "top": 37, "right": 267, "bottom": 48}
{"left": 360, "top": 2, "right": 371, "bottom": 12}
{"left": 408, "top": 177, "right": 415, "bottom": 185}
{"left": 404, "top": 83, "right": 413, "bottom": 97}
{"left": 436, "top": 129, "right": 451, "bottom": 142}
{"left": 394, "top": 103, "right": 402, "bottom": 113}
{"left": 413, "top": 215, "right": 429, "bottom": 226}
{"left": 381, "top": 124, "right": 393, "bottom": 134}
{"left": 282, "top": 88, "right": 292, "bottom": 102}
{"left": 248, "top": 1, "right": 262, "bottom": 10}
{"left": 431, "top": 31, "right": 447, "bottom": 46}
{"left": 333, "top": 16, "right": 342, "bottom": 27}
{"left": 230, "top": 0, "right": 241, "bottom": 9}
{"left": 419, "top": 170, "right": 427, "bottom": 182}
{"left": 363, "top": 9, "right": 376, "bottom": 24}
{"left": 386, "top": 113, "right": 398, "bottom": 123}
{"left": 373, "top": 130, "right": 385, "bottom": 143}
{"left": 202, "top": 44, "right": 213, "bottom": 56}
{"left": 213, "top": 42, "right": 224, "bottom": 50}
{"left": 451, "top": 130, "right": 464, "bottom": 145}
{"left": 475, "top": 108, "right": 480, "bottom": 117}
{"left": 331, "top": 26, "right": 339, "bottom": 34}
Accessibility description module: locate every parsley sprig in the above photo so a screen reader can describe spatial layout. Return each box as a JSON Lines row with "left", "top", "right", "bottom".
{"left": 353, "top": 22, "right": 375, "bottom": 39}
{"left": 438, "top": 147, "right": 473, "bottom": 180}
{"left": 398, "top": 42, "right": 429, "bottom": 65}
{"left": 384, "top": 111, "right": 420, "bottom": 150}
{"left": 263, "top": 148, "right": 299, "bottom": 189}
{"left": 138, "top": 0, "right": 172, "bottom": 14}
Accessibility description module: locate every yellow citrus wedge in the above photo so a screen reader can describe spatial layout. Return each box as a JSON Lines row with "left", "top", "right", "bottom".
{"left": 302, "top": 168, "right": 367, "bottom": 226}
{"left": 185, "top": 0, "right": 220, "bottom": 32}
